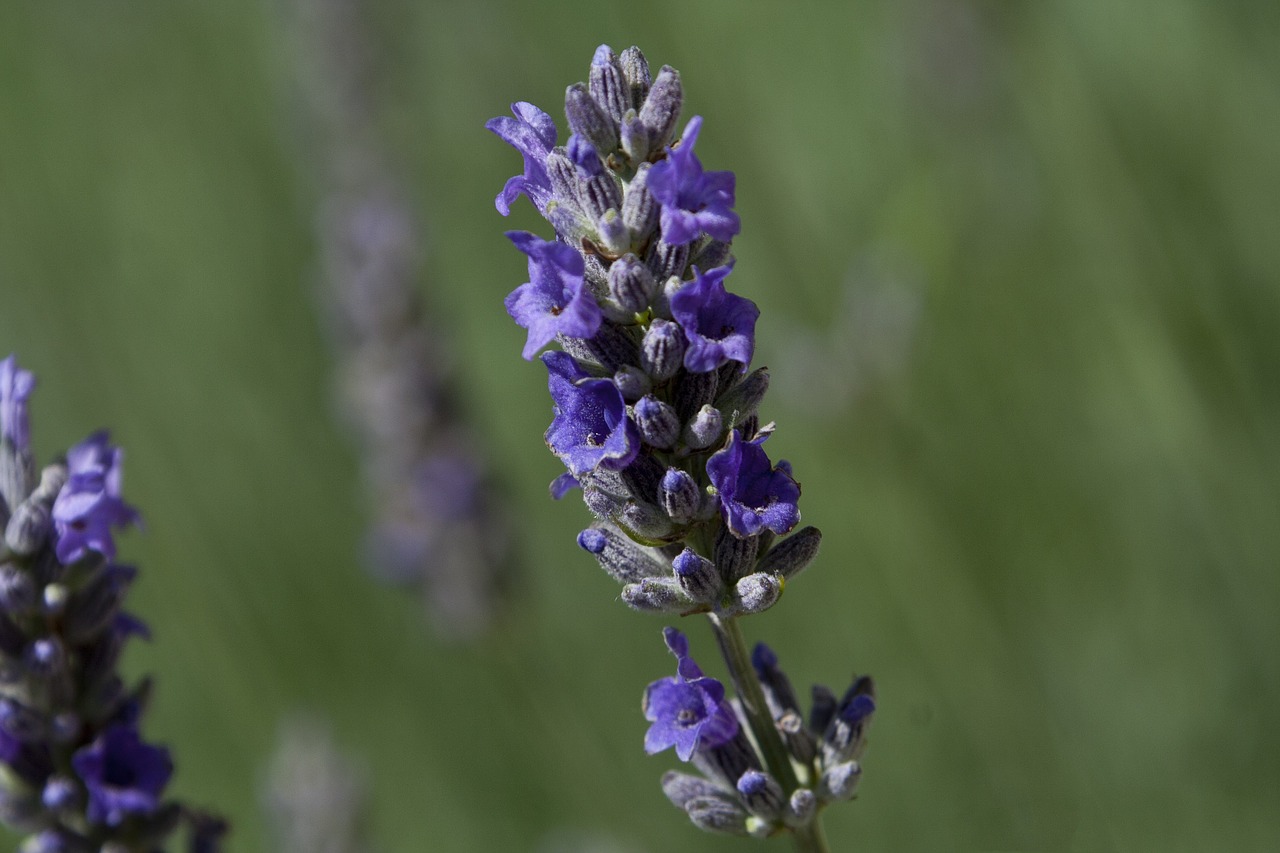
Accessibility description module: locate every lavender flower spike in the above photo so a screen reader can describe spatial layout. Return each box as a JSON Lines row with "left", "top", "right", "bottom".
{"left": 543, "top": 351, "right": 639, "bottom": 476}
{"left": 486, "top": 102, "right": 558, "bottom": 215}
{"left": 0, "top": 354, "right": 224, "bottom": 850}
{"left": 51, "top": 430, "right": 141, "bottom": 564}
{"left": 646, "top": 115, "right": 741, "bottom": 246}
{"left": 707, "top": 429, "right": 801, "bottom": 538}
{"left": 506, "top": 231, "right": 602, "bottom": 359}
{"left": 670, "top": 262, "right": 760, "bottom": 373}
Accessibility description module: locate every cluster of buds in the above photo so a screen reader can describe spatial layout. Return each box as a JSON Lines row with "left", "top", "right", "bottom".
{"left": 0, "top": 356, "right": 223, "bottom": 852}
{"left": 489, "top": 46, "right": 874, "bottom": 845}
{"left": 649, "top": 630, "right": 874, "bottom": 837}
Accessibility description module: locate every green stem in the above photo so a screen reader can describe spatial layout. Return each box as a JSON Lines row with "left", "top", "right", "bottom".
{"left": 790, "top": 817, "right": 831, "bottom": 853}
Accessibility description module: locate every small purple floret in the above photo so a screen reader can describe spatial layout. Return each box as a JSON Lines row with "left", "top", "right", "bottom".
{"left": 486, "top": 102, "right": 557, "bottom": 215}
{"left": 72, "top": 723, "right": 172, "bottom": 826}
{"left": 646, "top": 115, "right": 740, "bottom": 246}
{"left": 0, "top": 354, "right": 35, "bottom": 453}
{"left": 643, "top": 628, "right": 739, "bottom": 761}
{"left": 542, "top": 352, "right": 639, "bottom": 477}
{"left": 706, "top": 430, "right": 800, "bottom": 537}
{"left": 51, "top": 431, "right": 141, "bottom": 565}
{"left": 669, "top": 263, "right": 759, "bottom": 373}
{"left": 505, "top": 231, "right": 602, "bottom": 360}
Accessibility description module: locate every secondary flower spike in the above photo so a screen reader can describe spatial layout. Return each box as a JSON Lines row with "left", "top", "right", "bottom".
{"left": 489, "top": 45, "right": 875, "bottom": 847}
{"left": 0, "top": 353, "right": 225, "bottom": 851}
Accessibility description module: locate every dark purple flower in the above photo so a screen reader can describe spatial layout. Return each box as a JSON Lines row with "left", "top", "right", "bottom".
{"left": 505, "top": 231, "right": 602, "bottom": 360}
{"left": 669, "top": 263, "right": 759, "bottom": 373}
{"left": 0, "top": 354, "right": 35, "bottom": 453}
{"left": 51, "top": 431, "right": 140, "bottom": 564}
{"left": 646, "top": 115, "right": 740, "bottom": 246}
{"left": 486, "top": 102, "right": 557, "bottom": 215}
{"left": 706, "top": 430, "right": 800, "bottom": 537}
{"left": 643, "top": 627, "right": 739, "bottom": 761}
{"left": 542, "top": 352, "right": 639, "bottom": 477}
{"left": 72, "top": 723, "right": 172, "bottom": 826}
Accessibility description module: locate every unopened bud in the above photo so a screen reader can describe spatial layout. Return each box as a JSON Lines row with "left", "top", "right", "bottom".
{"left": 621, "top": 577, "right": 690, "bottom": 613}
{"left": 683, "top": 404, "right": 723, "bottom": 450}
{"left": 672, "top": 548, "right": 720, "bottom": 605}
{"left": 619, "top": 46, "right": 651, "bottom": 109}
{"left": 641, "top": 319, "right": 685, "bottom": 382}
{"left": 613, "top": 366, "right": 651, "bottom": 402}
{"left": 576, "top": 526, "right": 667, "bottom": 584}
{"left": 659, "top": 468, "right": 700, "bottom": 524}
{"left": 732, "top": 572, "right": 782, "bottom": 615}
{"left": 639, "top": 65, "right": 683, "bottom": 150}
{"left": 607, "top": 254, "right": 656, "bottom": 316}
{"left": 684, "top": 795, "right": 748, "bottom": 837}
{"left": 633, "top": 397, "right": 680, "bottom": 450}
{"left": 755, "top": 526, "right": 822, "bottom": 580}
{"left": 736, "top": 770, "right": 785, "bottom": 821}
{"left": 565, "top": 83, "right": 617, "bottom": 154}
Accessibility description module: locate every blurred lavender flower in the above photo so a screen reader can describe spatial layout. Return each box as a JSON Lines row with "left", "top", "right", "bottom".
{"left": 280, "top": 0, "right": 516, "bottom": 640}
{"left": 489, "top": 46, "right": 876, "bottom": 849}
{"left": 264, "top": 716, "right": 372, "bottom": 853}
{"left": 0, "top": 354, "right": 224, "bottom": 851}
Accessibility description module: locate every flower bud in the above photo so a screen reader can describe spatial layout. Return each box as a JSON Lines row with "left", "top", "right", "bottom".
{"left": 576, "top": 525, "right": 667, "bottom": 584}
{"left": 633, "top": 397, "right": 679, "bottom": 450}
{"left": 755, "top": 525, "right": 822, "bottom": 580}
{"left": 641, "top": 319, "right": 685, "bottom": 382}
{"left": 589, "top": 45, "right": 629, "bottom": 126}
{"left": 621, "top": 577, "right": 690, "bottom": 613}
{"left": 732, "top": 572, "right": 782, "bottom": 615}
{"left": 619, "top": 46, "right": 651, "bottom": 109}
{"left": 661, "top": 771, "right": 722, "bottom": 810}
{"left": 672, "top": 548, "right": 720, "bottom": 605}
{"left": 645, "top": 238, "right": 689, "bottom": 283}
{"left": 682, "top": 404, "right": 723, "bottom": 450}
{"left": 621, "top": 162, "right": 659, "bottom": 241}
{"left": 4, "top": 500, "right": 50, "bottom": 556}
{"left": 607, "top": 254, "right": 656, "bottom": 316}
{"left": 565, "top": 83, "right": 617, "bottom": 154}
{"left": 0, "top": 563, "right": 36, "bottom": 612}
{"left": 619, "top": 111, "right": 649, "bottom": 165}
{"left": 595, "top": 209, "right": 630, "bottom": 257}
{"left": 544, "top": 147, "right": 583, "bottom": 214}
{"left": 785, "top": 787, "right": 817, "bottom": 827}
{"left": 736, "top": 770, "right": 784, "bottom": 821}
{"left": 612, "top": 366, "right": 650, "bottom": 402}
{"left": 659, "top": 468, "right": 700, "bottom": 524}
{"left": 639, "top": 65, "right": 683, "bottom": 149}
{"left": 684, "top": 795, "right": 748, "bottom": 837}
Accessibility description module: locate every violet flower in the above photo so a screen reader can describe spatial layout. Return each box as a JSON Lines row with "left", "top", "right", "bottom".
{"left": 505, "top": 231, "right": 602, "bottom": 360}
{"left": 72, "top": 723, "right": 173, "bottom": 826}
{"left": 643, "top": 628, "right": 739, "bottom": 761}
{"left": 646, "top": 115, "right": 741, "bottom": 246}
{"left": 486, "top": 101, "right": 557, "bottom": 215}
{"left": 543, "top": 351, "right": 639, "bottom": 476}
{"left": 669, "top": 263, "right": 760, "bottom": 373}
{"left": 51, "top": 431, "right": 141, "bottom": 565}
{"left": 707, "top": 429, "right": 801, "bottom": 538}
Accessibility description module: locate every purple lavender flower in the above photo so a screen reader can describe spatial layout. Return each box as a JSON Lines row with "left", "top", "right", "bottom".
{"left": 643, "top": 628, "right": 739, "bottom": 761}
{"left": 543, "top": 352, "right": 639, "bottom": 477}
{"left": 646, "top": 115, "right": 740, "bottom": 246}
{"left": 505, "top": 231, "right": 602, "bottom": 360}
{"left": 71, "top": 723, "right": 173, "bottom": 826}
{"left": 486, "top": 102, "right": 557, "bottom": 215}
{"left": 0, "top": 354, "right": 35, "bottom": 452}
{"left": 707, "top": 430, "right": 801, "bottom": 537}
{"left": 669, "top": 263, "right": 760, "bottom": 373}
{"left": 50, "top": 431, "right": 140, "bottom": 565}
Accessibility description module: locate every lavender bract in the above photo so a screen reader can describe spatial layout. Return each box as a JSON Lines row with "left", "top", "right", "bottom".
{"left": 0, "top": 353, "right": 224, "bottom": 851}
{"left": 489, "top": 46, "right": 874, "bottom": 849}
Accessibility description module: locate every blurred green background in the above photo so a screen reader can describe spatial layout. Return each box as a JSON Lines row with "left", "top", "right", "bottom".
{"left": 2, "top": 0, "right": 1278, "bottom": 850}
